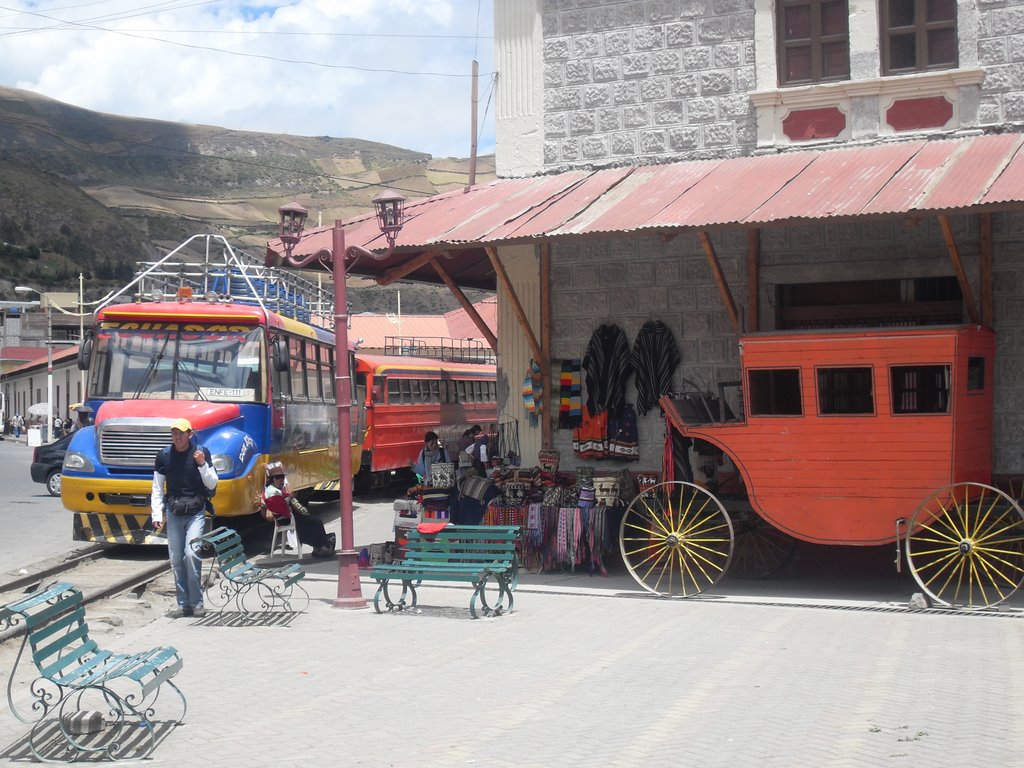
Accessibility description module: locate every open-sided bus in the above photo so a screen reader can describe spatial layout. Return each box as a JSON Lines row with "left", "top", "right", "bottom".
{"left": 353, "top": 353, "right": 497, "bottom": 487}
{"left": 64, "top": 299, "right": 355, "bottom": 544}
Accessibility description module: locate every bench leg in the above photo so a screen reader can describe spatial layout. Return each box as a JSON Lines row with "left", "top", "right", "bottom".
{"left": 470, "top": 573, "right": 514, "bottom": 619}
{"left": 29, "top": 684, "right": 158, "bottom": 762}
{"left": 373, "top": 580, "right": 417, "bottom": 613}
{"left": 241, "top": 580, "right": 309, "bottom": 614}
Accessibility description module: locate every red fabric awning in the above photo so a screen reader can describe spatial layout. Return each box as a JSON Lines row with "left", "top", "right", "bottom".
{"left": 269, "top": 133, "right": 1024, "bottom": 289}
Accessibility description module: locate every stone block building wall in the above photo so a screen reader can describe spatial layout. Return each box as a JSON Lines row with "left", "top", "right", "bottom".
{"left": 540, "top": 0, "right": 757, "bottom": 169}
{"left": 529, "top": 0, "right": 1024, "bottom": 173}
{"left": 977, "top": 0, "right": 1024, "bottom": 126}
{"left": 549, "top": 210, "right": 1024, "bottom": 477}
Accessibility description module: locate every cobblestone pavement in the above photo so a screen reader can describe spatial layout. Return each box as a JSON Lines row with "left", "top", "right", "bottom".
{"left": 1, "top": 566, "right": 1021, "bottom": 768}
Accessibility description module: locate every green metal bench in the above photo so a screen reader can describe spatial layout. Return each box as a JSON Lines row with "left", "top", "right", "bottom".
{"left": 193, "top": 526, "right": 309, "bottom": 614}
{"left": 0, "top": 581, "right": 186, "bottom": 761}
{"left": 370, "top": 524, "right": 521, "bottom": 618}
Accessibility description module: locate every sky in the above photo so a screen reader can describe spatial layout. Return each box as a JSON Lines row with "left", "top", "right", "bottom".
{"left": 0, "top": 0, "right": 496, "bottom": 158}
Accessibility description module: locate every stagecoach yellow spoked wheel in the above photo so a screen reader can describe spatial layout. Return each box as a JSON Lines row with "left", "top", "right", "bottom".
{"left": 906, "top": 482, "right": 1024, "bottom": 609}
{"left": 619, "top": 481, "right": 734, "bottom": 598}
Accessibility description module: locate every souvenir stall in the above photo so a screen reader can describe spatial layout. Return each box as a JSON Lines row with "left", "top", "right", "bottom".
{"left": 377, "top": 319, "right": 680, "bottom": 578}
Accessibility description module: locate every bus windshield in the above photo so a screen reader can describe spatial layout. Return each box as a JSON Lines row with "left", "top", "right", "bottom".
{"left": 88, "top": 324, "right": 265, "bottom": 402}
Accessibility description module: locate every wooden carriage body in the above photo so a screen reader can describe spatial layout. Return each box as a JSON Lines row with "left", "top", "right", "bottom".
{"left": 661, "top": 325, "right": 995, "bottom": 546}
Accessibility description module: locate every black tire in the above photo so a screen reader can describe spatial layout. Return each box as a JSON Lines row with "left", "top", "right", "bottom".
{"left": 46, "top": 470, "right": 62, "bottom": 497}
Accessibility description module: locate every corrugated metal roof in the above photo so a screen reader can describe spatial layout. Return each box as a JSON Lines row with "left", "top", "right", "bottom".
{"left": 270, "top": 133, "right": 1024, "bottom": 288}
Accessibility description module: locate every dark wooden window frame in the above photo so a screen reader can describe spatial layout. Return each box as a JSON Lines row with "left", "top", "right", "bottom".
{"left": 777, "top": 0, "right": 851, "bottom": 86}
{"left": 817, "top": 366, "right": 875, "bottom": 415}
{"left": 880, "top": 0, "right": 958, "bottom": 76}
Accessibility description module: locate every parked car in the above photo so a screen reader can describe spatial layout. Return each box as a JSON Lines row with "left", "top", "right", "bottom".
{"left": 30, "top": 432, "right": 74, "bottom": 497}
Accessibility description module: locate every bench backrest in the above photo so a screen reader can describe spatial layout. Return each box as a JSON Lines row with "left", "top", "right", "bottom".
{"left": 402, "top": 525, "right": 520, "bottom": 567}
{"left": 0, "top": 582, "right": 97, "bottom": 681}
{"left": 200, "top": 526, "right": 254, "bottom": 578}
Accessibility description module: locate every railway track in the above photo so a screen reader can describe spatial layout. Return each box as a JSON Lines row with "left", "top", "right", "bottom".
{"left": 0, "top": 517, "right": 268, "bottom": 645}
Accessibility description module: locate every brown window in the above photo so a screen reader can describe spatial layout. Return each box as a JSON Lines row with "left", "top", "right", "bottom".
{"left": 891, "top": 365, "right": 949, "bottom": 414}
{"left": 778, "top": 0, "right": 850, "bottom": 85}
{"left": 880, "top": 0, "right": 957, "bottom": 75}
{"left": 749, "top": 369, "right": 803, "bottom": 416}
{"left": 817, "top": 367, "right": 874, "bottom": 414}
{"left": 967, "top": 356, "right": 985, "bottom": 391}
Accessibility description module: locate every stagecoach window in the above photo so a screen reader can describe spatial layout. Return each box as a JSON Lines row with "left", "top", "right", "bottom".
{"left": 429, "top": 380, "right": 441, "bottom": 403}
{"left": 817, "top": 367, "right": 874, "bottom": 414}
{"left": 748, "top": 369, "right": 802, "bottom": 416}
{"left": 967, "top": 357, "right": 985, "bottom": 391}
{"left": 890, "top": 365, "right": 950, "bottom": 414}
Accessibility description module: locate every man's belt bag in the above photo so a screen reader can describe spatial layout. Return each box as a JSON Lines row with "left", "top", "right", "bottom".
{"left": 168, "top": 495, "right": 204, "bottom": 516}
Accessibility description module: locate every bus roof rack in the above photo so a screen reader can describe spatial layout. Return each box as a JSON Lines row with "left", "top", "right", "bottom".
{"left": 93, "top": 234, "right": 334, "bottom": 327}
{"left": 383, "top": 336, "right": 495, "bottom": 364}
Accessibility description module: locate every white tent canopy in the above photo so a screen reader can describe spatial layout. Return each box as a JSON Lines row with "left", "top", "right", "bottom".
{"left": 26, "top": 402, "right": 51, "bottom": 417}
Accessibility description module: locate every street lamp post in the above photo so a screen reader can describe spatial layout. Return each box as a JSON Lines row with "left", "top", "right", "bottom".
{"left": 15, "top": 286, "right": 52, "bottom": 442}
{"left": 272, "top": 192, "right": 406, "bottom": 608}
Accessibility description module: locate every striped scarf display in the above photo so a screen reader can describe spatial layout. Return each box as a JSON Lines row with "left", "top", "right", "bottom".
{"left": 558, "top": 358, "right": 583, "bottom": 430}
{"left": 631, "top": 320, "right": 681, "bottom": 416}
{"left": 522, "top": 360, "right": 544, "bottom": 427}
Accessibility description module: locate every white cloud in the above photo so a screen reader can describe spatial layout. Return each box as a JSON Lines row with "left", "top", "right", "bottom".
{"left": 0, "top": 0, "right": 495, "bottom": 158}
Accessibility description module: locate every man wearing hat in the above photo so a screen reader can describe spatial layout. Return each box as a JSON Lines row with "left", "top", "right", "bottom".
{"left": 151, "top": 418, "right": 218, "bottom": 618}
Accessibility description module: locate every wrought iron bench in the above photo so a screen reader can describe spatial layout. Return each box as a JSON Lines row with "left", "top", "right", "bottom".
{"left": 370, "top": 524, "right": 520, "bottom": 618}
{"left": 193, "top": 526, "right": 309, "bottom": 614}
{"left": 0, "top": 582, "right": 186, "bottom": 762}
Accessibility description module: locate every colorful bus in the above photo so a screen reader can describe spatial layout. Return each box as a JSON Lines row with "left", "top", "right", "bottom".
{"left": 63, "top": 298, "right": 353, "bottom": 544}
{"left": 353, "top": 353, "right": 497, "bottom": 488}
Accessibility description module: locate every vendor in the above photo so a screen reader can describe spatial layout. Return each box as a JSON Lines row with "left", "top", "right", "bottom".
{"left": 412, "top": 431, "right": 448, "bottom": 485}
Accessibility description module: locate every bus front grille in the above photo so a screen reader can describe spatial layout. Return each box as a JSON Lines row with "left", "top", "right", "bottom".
{"left": 99, "top": 426, "right": 171, "bottom": 467}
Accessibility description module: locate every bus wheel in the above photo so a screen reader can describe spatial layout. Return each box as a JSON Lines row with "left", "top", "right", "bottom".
{"left": 353, "top": 468, "right": 373, "bottom": 495}
{"left": 619, "top": 481, "right": 734, "bottom": 598}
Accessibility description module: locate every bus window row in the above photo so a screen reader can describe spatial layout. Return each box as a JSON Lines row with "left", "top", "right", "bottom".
{"left": 748, "top": 358, "right": 985, "bottom": 417}
{"left": 274, "top": 337, "right": 337, "bottom": 404}
{"left": 385, "top": 377, "right": 497, "bottom": 405}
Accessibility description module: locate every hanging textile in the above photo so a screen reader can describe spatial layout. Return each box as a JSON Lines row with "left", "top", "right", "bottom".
{"left": 607, "top": 404, "right": 640, "bottom": 461}
{"left": 522, "top": 360, "right": 544, "bottom": 427}
{"left": 582, "top": 324, "right": 633, "bottom": 417}
{"left": 558, "top": 358, "right": 583, "bottom": 430}
{"left": 631, "top": 320, "right": 681, "bottom": 416}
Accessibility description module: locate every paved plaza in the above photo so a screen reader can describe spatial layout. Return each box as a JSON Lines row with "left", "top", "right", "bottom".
{"left": 1, "top": 555, "right": 1021, "bottom": 768}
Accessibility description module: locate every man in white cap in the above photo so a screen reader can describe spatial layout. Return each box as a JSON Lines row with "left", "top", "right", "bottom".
{"left": 151, "top": 418, "right": 218, "bottom": 618}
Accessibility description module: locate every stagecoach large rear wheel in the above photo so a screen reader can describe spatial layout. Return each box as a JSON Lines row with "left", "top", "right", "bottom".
{"left": 906, "top": 482, "right": 1024, "bottom": 609}
{"left": 728, "top": 511, "right": 798, "bottom": 580}
{"left": 619, "top": 481, "right": 734, "bottom": 597}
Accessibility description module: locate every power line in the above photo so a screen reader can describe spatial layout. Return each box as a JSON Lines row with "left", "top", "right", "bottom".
{"left": 0, "top": 24, "right": 492, "bottom": 39}
{"left": 0, "top": 4, "right": 495, "bottom": 77}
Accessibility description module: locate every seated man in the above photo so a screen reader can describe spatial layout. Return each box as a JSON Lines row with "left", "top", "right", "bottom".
{"left": 263, "top": 463, "right": 335, "bottom": 558}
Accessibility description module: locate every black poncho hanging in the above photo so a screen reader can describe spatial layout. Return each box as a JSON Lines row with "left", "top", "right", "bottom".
{"left": 582, "top": 324, "right": 633, "bottom": 417}
{"left": 631, "top": 320, "right": 681, "bottom": 416}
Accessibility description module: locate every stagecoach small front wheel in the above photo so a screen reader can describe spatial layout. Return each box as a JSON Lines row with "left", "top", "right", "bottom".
{"left": 906, "top": 482, "right": 1024, "bottom": 609}
{"left": 619, "top": 481, "right": 734, "bottom": 597}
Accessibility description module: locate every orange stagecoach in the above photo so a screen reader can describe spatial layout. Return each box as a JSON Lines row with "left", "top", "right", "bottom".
{"left": 619, "top": 325, "right": 1024, "bottom": 609}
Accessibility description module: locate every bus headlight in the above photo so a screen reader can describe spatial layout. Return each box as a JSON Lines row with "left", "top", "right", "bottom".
{"left": 63, "top": 452, "right": 95, "bottom": 472}
{"left": 212, "top": 454, "right": 234, "bottom": 473}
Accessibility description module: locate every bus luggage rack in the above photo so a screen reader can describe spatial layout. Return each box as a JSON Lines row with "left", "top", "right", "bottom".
{"left": 95, "top": 234, "right": 334, "bottom": 326}
{"left": 384, "top": 336, "right": 494, "bottom": 363}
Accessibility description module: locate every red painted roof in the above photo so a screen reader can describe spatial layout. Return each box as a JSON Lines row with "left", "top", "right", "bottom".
{"left": 268, "top": 133, "right": 1024, "bottom": 289}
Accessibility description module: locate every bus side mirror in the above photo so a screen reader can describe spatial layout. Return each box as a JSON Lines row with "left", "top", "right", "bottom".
{"left": 77, "top": 330, "right": 94, "bottom": 371}
{"left": 272, "top": 336, "right": 289, "bottom": 372}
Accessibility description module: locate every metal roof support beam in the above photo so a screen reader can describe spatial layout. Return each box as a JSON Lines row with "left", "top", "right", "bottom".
{"left": 429, "top": 258, "right": 498, "bottom": 351}
{"left": 937, "top": 215, "right": 981, "bottom": 325}
{"left": 376, "top": 250, "right": 443, "bottom": 286}
{"left": 747, "top": 229, "right": 760, "bottom": 333}
{"left": 697, "top": 231, "right": 742, "bottom": 335}
{"left": 980, "top": 212, "right": 993, "bottom": 327}
{"left": 539, "top": 243, "right": 553, "bottom": 449}
{"left": 485, "top": 246, "right": 544, "bottom": 366}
